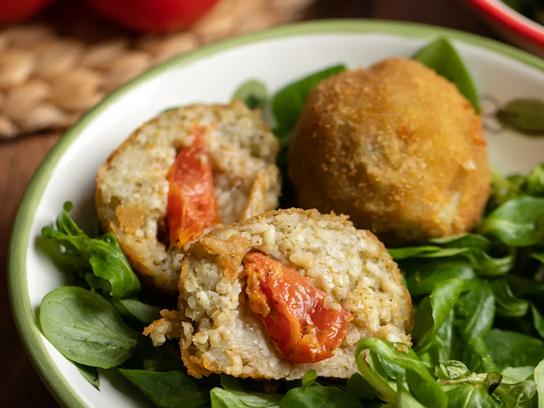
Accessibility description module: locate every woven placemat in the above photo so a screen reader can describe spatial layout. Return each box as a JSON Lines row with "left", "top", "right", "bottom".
{"left": 0, "top": 0, "right": 314, "bottom": 139}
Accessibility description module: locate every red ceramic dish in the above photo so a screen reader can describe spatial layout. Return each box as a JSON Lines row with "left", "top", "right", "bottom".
{"left": 466, "top": 0, "right": 544, "bottom": 56}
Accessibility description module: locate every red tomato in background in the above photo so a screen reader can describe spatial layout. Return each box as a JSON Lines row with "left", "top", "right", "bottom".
{"left": 0, "top": 0, "right": 54, "bottom": 24}
{"left": 87, "top": 0, "right": 221, "bottom": 33}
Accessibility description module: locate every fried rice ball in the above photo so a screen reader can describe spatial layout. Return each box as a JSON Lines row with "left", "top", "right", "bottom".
{"left": 288, "top": 58, "right": 490, "bottom": 246}
{"left": 145, "top": 209, "right": 413, "bottom": 380}
{"left": 96, "top": 101, "right": 281, "bottom": 294}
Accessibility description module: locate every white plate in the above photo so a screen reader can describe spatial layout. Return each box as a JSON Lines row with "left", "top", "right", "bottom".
{"left": 9, "top": 20, "right": 544, "bottom": 408}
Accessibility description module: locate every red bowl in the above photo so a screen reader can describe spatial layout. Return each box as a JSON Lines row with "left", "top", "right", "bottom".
{"left": 465, "top": 0, "right": 544, "bottom": 57}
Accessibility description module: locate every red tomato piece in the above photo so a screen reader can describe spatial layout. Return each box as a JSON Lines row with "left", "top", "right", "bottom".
{"left": 87, "top": 0, "right": 220, "bottom": 33}
{"left": 0, "top": 0, "right": 54, "bottom": 24}
{"left": 167, "top": 129, "right": 217, "bottom": 247}
{"left": 243, "top": 251, "right": 351, "bottom": 364}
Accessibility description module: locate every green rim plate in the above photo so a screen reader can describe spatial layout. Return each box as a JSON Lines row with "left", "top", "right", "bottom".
{"left": 8, "top": 19, "right": 544, "bottom": 408}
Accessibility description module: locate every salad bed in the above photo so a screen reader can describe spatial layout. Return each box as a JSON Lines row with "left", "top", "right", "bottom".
{"left": 37, "top": 39, "right": 544, "bottom": 407}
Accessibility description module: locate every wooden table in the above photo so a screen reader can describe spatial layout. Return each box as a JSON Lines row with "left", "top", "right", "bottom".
{"left": 0, "top": 0, "right": 499, "bottom": 406}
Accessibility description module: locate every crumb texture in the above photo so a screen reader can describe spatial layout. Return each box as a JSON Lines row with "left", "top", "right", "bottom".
{"left": 289, "top": 58, "right": 490, "bottom": 246}
{"left": 178, "top": 209, "right": 413, "bottom": 380}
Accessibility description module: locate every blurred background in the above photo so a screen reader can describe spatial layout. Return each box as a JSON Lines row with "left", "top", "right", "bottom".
{"left": 0, "top": 0, "right": 540, "bottom": 405}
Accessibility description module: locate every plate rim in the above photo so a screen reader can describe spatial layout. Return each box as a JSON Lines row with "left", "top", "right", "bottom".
{"left": 8, "top": 19, "right": 544, "bottom": 408}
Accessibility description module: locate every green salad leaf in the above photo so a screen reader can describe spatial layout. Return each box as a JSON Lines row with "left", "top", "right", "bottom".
{"left": 501, "top": 366, "right": 534, "bottom": 382}
{"left": 404, "top": 262, "right": 476, "bottom": 296}
{"left": 535, "top": 359, "right": 544, "bottom": 408}
{"left": 232, "top": 79, "right": 268, "bottom": 110}
{"left": 40, "top": 286, "right": 139, "bottom": 368}
{"left": 111, "top": 298, "right": 161, "bottom": 324}
{"left": 453, "top": 284, "right": 495, "bottom": 343}
{"left": 434, "top": 360, "right": 471, "bottom": 381}
{"left": 487, "top": 170, "right": 526, "bottom": 212}
{"left": 462, "top": 337, "right": 499, "bottom": 373}
{"left": 346, "top": 373, "right": 376, "bottom": 400}
{"left": 497, "top": 98, "right": 544, "bottom": 136}
{"left": 42, "top": 202, "right": 141, "bottom": 299}
{"left": 484, "top": 329, "right": 544, "bottom": 370}
{"left": 280, "top": 386, "right": 362, "bottom": 408}
{"left": 425, "top": 309, "right": 455, "bottom": 365}
{"left": 211, "top": 387, "right": 282, "bottom": 408}
{"left": 396, "top": 382, "right": 427, "bottom": 407}
{"left": 210, "top": 376, "right": 283, "bottom": 408}
{"left": 479, "top": 197, "right": 544, "bottom": 247}
{"left": 412, "top": 279, "right": 463, "bottom": 350}
{"left": 494, "top": 376, "right": 536, "bottom": 407}
{"left": 119, "top": 369, "right": 209, "bottom": 408}
{"left": 75, "top": 363, "right": 100, "bottom": 390}
{"left": 413, "top": 38, "right": 479, "bottom": 111}
{"left": 525, "top": 164, "right": 544, "bottom": 196}
{"left": 271, "top": 64, "right": 346, "bottom": 146}
{"left": 356, "top": 338, "right": 448, "bottom": 407}
{"left": 444, "top": 383, "right": 498, "bottom": 408}
{"left": 488, "top": 279, "right": 530, "bottom": 318}
{"left": 161, "top": 106, "right": 179, "bottom": 114}
{"left": 390, "top": 234, "right": 514, "bottom": 277}
{"left": 532, "top": 304, "right": 544, "bottom": 338}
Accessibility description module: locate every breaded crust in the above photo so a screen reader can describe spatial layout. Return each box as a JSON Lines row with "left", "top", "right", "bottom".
{"left": 177, "top": 208, "right": 413, "bottom": 380}
{"left": 96, "top": 101, "right": 281, "bottom": 294}
{"left": 288, "top": 58, "right": 490, "bottom": 246}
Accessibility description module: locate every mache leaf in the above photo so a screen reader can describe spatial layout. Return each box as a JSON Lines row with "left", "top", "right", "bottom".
{"left": 535, "top": 359, "right": 544, "bottom": 408}
{"left": 111, "top": 298, "right": 161, "bottom": 324}
{"left": 396, "top": 381, "right": 426, "bottom": 408}
{"left": 484, "top": 329, "right": 544, "bottom": 370}
{"left": 346, "top": 373, "right": 376, "bottom": 400}
{"left": 488, "top": 279, "right": 530, "bottom": 318}
{"left": 487, "top": 170, "right": 525, "bottom": 212}
{"left": 524, "top": 164, "right": 544, "bottom": 196}
{"left": 356, "top": 338, "right": 447, "bottom": 408}
{"left": 479, "top": 197, "right": 544, "bottom": 247}
{"left": 119, "top": 369, "right": 209, "bottom": 408}
{"left": 417, "top": 309, "right": 455, "bottom": 367}
{"left": 404, "top": 262, "right": 476, "bottom": 296}
{"left": 75, "top": 363, "right": 100, "bottom": 390}
{"left": 412, "top": 279, "right": 463, "bottom": 350}
{"left": 280, "top": 386, "right": 363, "bottom": 408}
{"left": 42, "top": 202, "right": 141, "bottom": 298}
{"left": 454, "top": 284, "right": 496, "bottom": 343}
{"left": 413, "top": 38, "right": 479, "bottom": 111}
{"left": 502, "top": 366, "right": 534, "bottom": 382}
{"left": 40, "top": 286, "right": 139, "bottom": 368}
{"left": 462, "top": 337, "right": 499, "bottom": 373}
{"left": 210, "top": 386, "right": 282, "bottom": 408}
{"left": 532, "top": 304, "right": 544, "bottom": 339}
{"left": 494, "top": 376, "right": 536, "bottom": 408}
{"left": 271, "top": 64, "right": 346, "bottom": 147}
{"left": 232, "top": 79, "right": 268, "bottom": 110}
{"left": 444, "top": 383, "right": 500, "bottom": 408}
{"left": 390, "top": 234, "right": 514, "bottom": 277}
{"left": 497, "top": 99, "right": 544, "bottom": 136}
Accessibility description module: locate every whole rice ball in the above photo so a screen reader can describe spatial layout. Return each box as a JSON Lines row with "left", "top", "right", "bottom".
{"left": 288, "top": 58, "right": 490, "bottom": 246}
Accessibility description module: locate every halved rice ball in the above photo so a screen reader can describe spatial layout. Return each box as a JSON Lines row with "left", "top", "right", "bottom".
{"left": 175, "top": 208, "right": 413, "bottom": 380}
{"left": 96, "top": 101, "right": 281, "bottom": 294}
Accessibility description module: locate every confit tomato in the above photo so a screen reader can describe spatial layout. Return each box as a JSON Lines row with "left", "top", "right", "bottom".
{"left": 87, "top": 0, "right": 220, "bottom": 33}
{"left": 167, "top": 128, "right": 217, "bottom": 247}
{"left": 0, "top": 0, "right": 54, "bottom": 24}
{"left": 243, "top": 251, "right": 351, "bottom": 364}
